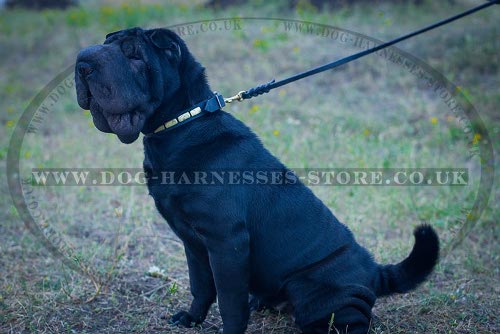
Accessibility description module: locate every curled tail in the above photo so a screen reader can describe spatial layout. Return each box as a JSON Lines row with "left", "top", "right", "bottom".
{"left": 375, "top": 224, "right": 439, "bottom": 297}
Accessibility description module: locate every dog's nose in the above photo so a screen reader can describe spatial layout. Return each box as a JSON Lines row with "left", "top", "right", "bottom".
{"left": 77, "top": 62, "right": 94, "bottom": 77}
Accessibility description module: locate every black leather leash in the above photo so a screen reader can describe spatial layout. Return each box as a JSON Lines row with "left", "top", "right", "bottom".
{"left": 151, "top": 1, "right": 497, "bottom": 135}
{"left": 224, "top": 0, "right": 499, "bottom": 103}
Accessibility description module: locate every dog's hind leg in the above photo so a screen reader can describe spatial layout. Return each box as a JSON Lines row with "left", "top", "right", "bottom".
{"left": 296, "top": 284, "right": 375, "bottom": 334}
{"left": 300, "top": 305, "right": 371, "bottom": 334}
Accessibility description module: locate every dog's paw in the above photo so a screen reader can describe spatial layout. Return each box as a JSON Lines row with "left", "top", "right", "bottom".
{"left": 169, "top": 310, "right": 198, "bottom": 328}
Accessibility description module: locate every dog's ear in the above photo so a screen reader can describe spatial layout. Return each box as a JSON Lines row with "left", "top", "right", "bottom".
{"left": 146, "top": 29, "right": 182, "bottom": 62}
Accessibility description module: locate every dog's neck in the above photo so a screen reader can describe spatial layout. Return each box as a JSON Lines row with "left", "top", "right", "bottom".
{"left": 142, "top": 64, "right": 214, "bottom": 135}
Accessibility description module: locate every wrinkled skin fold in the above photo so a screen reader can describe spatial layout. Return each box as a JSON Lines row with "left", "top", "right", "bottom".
{"left": 75, "top": 27, "right": 183, "bottom": 143}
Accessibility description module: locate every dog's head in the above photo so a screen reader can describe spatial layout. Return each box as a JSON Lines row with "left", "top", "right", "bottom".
{"left": 75, "top": 28, "right": 187, "bottom": 143}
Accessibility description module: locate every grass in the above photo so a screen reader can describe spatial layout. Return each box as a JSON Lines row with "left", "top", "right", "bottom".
{"left": 0, "top": 0, "right": 498, "bottom": 333}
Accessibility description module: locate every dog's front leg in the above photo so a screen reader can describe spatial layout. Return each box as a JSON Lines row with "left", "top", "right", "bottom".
{"left": 186, "top": 243, "right": 217, "bottom": 322}
{"left": 171, "top": 242, "right": 216, "bottom": 327}
{"left": 206, "top": 226, "right": 250, "bottom": 334}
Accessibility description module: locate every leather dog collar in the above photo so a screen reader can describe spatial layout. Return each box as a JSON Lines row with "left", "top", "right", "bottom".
{"left": 151, "top": 92, "right": 225, "bottom": 135}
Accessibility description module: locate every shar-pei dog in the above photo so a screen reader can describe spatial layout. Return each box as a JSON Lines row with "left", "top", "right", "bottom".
{"left": 75, "top": 27, "right": 439, "bottom": 334}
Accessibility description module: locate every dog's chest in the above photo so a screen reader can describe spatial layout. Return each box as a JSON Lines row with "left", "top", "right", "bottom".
{"left": 142, "top": 141, "right": 207, "bottom": 241}
{"left": 143, "top": 163, "right": 204, "bottom": 243}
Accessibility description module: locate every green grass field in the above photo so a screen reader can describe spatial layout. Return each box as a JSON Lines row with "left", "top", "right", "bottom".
{"left": 0, "top": 0, "right": 498, "bottom": 333}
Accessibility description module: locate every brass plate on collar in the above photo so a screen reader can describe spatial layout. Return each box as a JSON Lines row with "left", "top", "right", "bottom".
{"left": 190, "top": 107, "right": 202, "bottom": 116}
{"left": 164, "top": 118, "right": 178, "bottom": 128}
{"left": 177, "top": 111, "right": 191, "bottom": 122}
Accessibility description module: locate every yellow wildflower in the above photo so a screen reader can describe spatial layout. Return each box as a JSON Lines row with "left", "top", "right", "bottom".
{"left": 249, "top": 105, "right": 260, "bottom": 114}
{"left": 472, "top": 133, "right": 481, "bottom": 145}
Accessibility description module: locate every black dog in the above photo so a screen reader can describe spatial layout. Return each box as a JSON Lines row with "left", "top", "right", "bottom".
{"left": 75, "top": 28, "right": 439, "bottom": 334}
